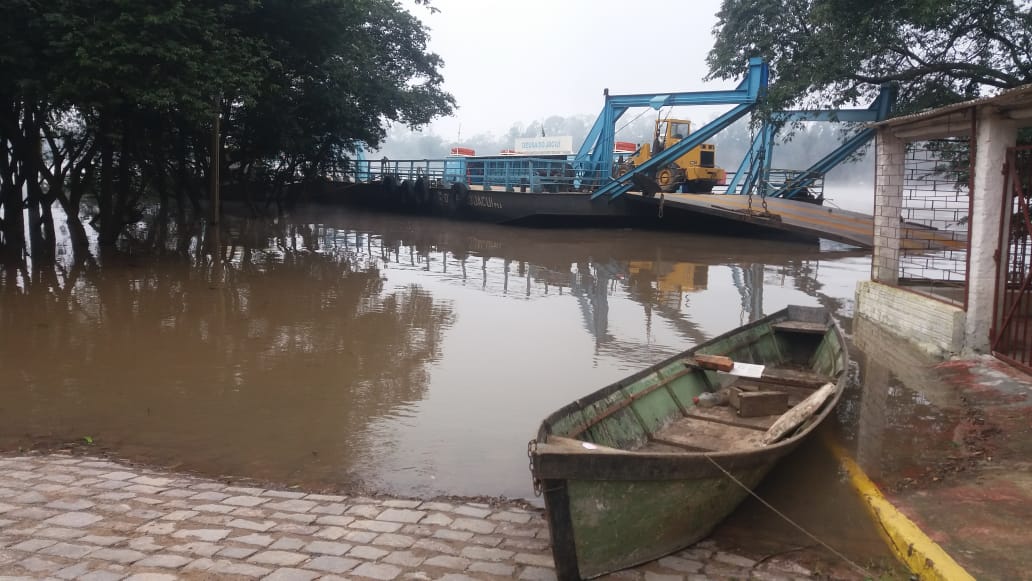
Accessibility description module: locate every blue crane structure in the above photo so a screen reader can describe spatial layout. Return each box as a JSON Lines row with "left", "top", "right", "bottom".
{"left": 582, "top": 58, "right": 769, "bottom": 201}
{"left": 725, "top": 84, "right": 897, "bottom": 201}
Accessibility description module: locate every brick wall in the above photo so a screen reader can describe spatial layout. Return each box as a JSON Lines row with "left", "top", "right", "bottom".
{"left": 855, "top": 281, "right": 965, "bottom": 357}
{"left": 873, "top": 132, "right": 904, "bottom": 284}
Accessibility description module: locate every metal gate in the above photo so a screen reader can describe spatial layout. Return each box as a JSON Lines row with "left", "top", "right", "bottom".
{"left": 992, "top": 146, "right": 1032, "bottom": 370}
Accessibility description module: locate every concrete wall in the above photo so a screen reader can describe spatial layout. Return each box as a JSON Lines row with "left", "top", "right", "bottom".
{"left": 855, "top": 281, "right": 966, "bottom": 358}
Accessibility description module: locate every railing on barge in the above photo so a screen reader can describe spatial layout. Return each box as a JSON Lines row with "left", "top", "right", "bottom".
{"left": 350, "top": 157, "right": 615, "bottom": 194}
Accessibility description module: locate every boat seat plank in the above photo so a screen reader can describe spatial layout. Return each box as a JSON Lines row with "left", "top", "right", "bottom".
{"left": 728, "top": 380, "right": 819, "bottom": 408}
{"left": 644, "top": 415, "right": 766, "bottom": 452}
{"left": 684, "top": 405, "right": 775, "bottom": 431}
{"left": 772, "top": 321, "right": 828, "bottom": 334}
{"left": 754, "top": 367, "right": 833, "bottom": 389}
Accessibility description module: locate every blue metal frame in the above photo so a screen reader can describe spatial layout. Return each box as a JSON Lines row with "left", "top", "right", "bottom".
{"left": 581, "top": 57, "right": 769, "bottom": 201}
{"left": 727, "top": 84, "right": 897, "bottom": 199}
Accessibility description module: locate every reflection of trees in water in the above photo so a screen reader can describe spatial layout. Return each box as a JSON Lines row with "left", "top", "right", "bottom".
{"left": 0, "top": 218, "right": 455, "bottom": 480}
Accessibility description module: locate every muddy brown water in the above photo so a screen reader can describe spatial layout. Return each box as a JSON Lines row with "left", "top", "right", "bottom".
{"left": 1, "top": 206, "right": 902, "bottom": 572}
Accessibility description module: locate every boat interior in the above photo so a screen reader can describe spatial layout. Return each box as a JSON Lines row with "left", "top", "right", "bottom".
{"left": 546, "top": 313, "right": 846, "bottom": 454}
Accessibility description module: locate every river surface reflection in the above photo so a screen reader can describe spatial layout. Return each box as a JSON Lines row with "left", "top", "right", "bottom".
{"left": 0, "top": 207, "right": 873, "bottom": 500}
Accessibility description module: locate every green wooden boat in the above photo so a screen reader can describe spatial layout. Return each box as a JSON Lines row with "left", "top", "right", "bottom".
{"left": 529, "top": 305, "right": 849, "bottom": 580}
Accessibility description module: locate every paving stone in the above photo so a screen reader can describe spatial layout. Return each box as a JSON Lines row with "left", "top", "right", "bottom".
{"left": 372, "top": 533, "right": 415, "bottom": 549}
{"left": 137, "top": 521, "right": 176, "bottom": 535}
{"left": 303, "top": 540, "right": 352, "bottom": 556}
{"left": 306, "top": 494, "right": 347, "bottom": 503}
{"left": 124, "top": 484, "right": 166, "bottom": 495}
{"left": 131, "top": 475, "right": 173, "bottom": 487}
{"left": 468, "top": 534, "right": 503, "bottom": 547}
{"left": 227, "top": 518, "right": 276, "bottom": 531}
{"left": 190, "top": 491, "right": 230, "bottom": 502}
{"left": 469, "top": 561, "right": 517, "bottom": 576}
{"left": 345, "top": 504, "right": 382, "bottom": 519}
{"left": 382, "top": 550, "right": 425, "bottom": 567}
{"left": 314, "top": 526, "right": 348, "bottom": 540}
{"left": 515, "top": 552, "right": 555, "bottom": 567}
{"left": 460, "top": 545, "right": 514, "bottom": 561}
{"left": 450, "top": 517, "right": 496, "bottom": 534}
{"left": 217, "top": 546, "right": 258, "bottom": 559}
{"left": 42, "top": 511, "right": 103, "bottom": 528}
{"left": 315, "top": 515, "right": 355, "bottom": 527}
{"left": 420, "top": 512, "right": 453, "bottom": 526}
{"left": 380, "top": 499, "right": 420, "bottom": 509}
{"left": 657, "top": 555, "right": 704, "bottom": 573}
{"left": 79, "top": 534, "right": 127, "bottom": 547}
{"left": 53, "top": 561, "right": 93, "bottom": 580}
{"left": 223, "top": 495, "right": 269, "bottom": 507}
{"left": 248, "top": 550, "right": 308, "bottom": 566}
{"left": 419, "top": 502, "right": 455, "bottom": 512}
{"left": 10, "top": 506, "right": 60, "bottom": 520}
{"left": 713, "top": 550, "right": 757, "bottom": 568}
{"left": 423, "top": 555, "right": 471, "bottom": 570}
{"left": 166, "top": 541, "right": 222, "bottom": 556}
{"left": 432, "top": 529, "right": 474, "bottom": 542}
{"left": 193, "top": 503, "right": 235, "bottom": 514}
{"left": 230, "top": 506, "right": 266, "bottom": 518}
{"left": 273, "top": 522, "right": 319, "bottom": 535}
{"left": 310, "top": 503, "right": 348, "bottom": 515}
{"left": 207, "top": 558, "right": 273, "bottom": 576}
{"left": 453, "top": 505, "right": 492, "bottom": 519}
{"left": 643, "top": 573, "right": 684, "bottom": 581}
{"left": 44, "top": 498, "right": 95, "bottom": 511}
{"left": 272, "top": 512, "right": 318, "bottom": 525}
{"left": 10, "top": 492, "right": 46, "bottom": 504}
{"left": 270, "top": 537, "right": 306, "bottom": 551}
{"left": 127, "top": 536, "right": 163, "bottom": 552}
{"left": 225, "top": 485, "right": 266, "bottom": 495}
{"left": 304, "top": 555, "right": 361, "bottom": 574}
{"left": 351, "top": 519, "right": 403, "bottom": 533}
{"left": 413, "top": 538, "right": 459, "bottom": 555}
{"left": 265, "top": 499, "right": 317, "bottom": 513}
{"left": 10, "top": 539, "right": 57, "bottom": 552}
{"left": 519, "top": 567, "right": 558, "bottom": 581}
{"left": 125, "top": 574, "right": 177, "bottom": 581}
{"left": 489, "top": 510, "right": 534, "bottom": 524}
{"left": 262, "top": 567, "right": 320, "bottom": 581}
{"left": 136, "top": 554, "right": 193, "bottom": 568}
{"left": 39, "top": 541, "right": 94, "bottom": 559}
{"left": 342, "top": 530, "right": 379, "bottom": 544}
{"left": 348, "top": 545, "right": 389, "bottom": 560}
{"left": 171, "top": 528, "right": 230, "bottom": 542}
{"left": 350, "top": 562, "right": 402, "bottom": 580}
{"left": 99, "top": 471, "right": 138, "bottom": 481}
{"left": 36, "top": 526, "right": 88, "bottom": 540}
{"left": 160, "top": 509, "right": 198, "bottom": 522}
{"left": 16, "top": 556, "right": 60, "bottom": 572}
{"left": 263, "top": 489, "right": 308, "bottom": 499}
{"left": 95, "top": 492, "right": 137, "bottom": 502}
{"left": 230, "top": 533, "right": 275, "bottom": 547}
{"left": 376, "top": 508, "right": 425, "bottom": 524}
{"left": 90, "top": 547, "right": 146, "bottom": 563}
{"left": 93, "top": 480, "right": 132, "bottom": 491}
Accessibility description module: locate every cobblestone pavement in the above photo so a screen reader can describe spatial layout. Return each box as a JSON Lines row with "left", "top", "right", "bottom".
{"left": 0, "top": 454, "right": 821, "bottom": 580}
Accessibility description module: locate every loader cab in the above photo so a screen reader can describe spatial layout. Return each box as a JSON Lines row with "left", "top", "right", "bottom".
{"left": 659, "top": 120, "right": 692, "bottom": 145}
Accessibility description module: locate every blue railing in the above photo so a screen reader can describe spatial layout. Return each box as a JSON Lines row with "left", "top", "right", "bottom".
{"left": 348, "top": 156, "right": 611, "bottom": 193}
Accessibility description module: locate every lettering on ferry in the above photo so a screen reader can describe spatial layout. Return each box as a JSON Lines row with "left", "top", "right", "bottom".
{"left": 468, "top": 194, "right": 503, "bottom": 209}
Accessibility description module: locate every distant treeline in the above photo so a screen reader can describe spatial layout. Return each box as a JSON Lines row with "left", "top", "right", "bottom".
{"left": 0, "top": 0, "right": 453, "bottom": 265}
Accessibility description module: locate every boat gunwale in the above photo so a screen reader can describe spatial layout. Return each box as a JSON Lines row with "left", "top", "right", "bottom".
{"left": 532, "top": 306, "right": 849, "bottom": 479}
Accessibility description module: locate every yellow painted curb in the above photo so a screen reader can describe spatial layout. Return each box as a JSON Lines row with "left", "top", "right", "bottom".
{"left": 825, "top": 437, "right": 975, "bottom": 581}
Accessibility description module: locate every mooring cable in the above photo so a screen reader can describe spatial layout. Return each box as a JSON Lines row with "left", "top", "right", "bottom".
{"left": 702, "top": 454, "right": 875, "bottom": 578}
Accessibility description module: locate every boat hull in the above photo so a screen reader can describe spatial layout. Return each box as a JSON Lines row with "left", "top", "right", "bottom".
{"left": 530, "top": 306, "right": 848, "bottom": 580}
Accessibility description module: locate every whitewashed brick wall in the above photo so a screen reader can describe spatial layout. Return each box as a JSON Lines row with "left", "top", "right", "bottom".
{"left": 855, "top": 281, "right": 965, "bottom": 357}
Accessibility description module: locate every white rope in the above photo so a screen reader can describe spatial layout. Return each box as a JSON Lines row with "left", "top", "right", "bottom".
{"left": 702, "top": 454, "right": 874, "bottom": 578}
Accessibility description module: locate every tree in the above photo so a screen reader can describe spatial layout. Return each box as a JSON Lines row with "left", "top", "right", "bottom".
{"left": 707, "top": 0, "right": 1032, "bottom": 113}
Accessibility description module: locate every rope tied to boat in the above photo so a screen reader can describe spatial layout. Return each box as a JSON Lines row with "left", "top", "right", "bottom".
{"left": 701, "top": 454, "right": 875, "bottom": 578}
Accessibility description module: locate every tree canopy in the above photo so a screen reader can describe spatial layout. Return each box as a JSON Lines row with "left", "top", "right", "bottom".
{"left": 0, "top": 0, "right": 453, "bottom": 262}
{"left": 707, "top": 0, "right": 1032, "bottom": 113}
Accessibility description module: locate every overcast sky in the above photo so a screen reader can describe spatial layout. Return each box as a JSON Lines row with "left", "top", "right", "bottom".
{"left": 403, "top": 0, "right": 729, "bottom": 140}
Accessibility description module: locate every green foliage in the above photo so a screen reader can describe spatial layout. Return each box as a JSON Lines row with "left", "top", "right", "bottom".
{"left": 707, "top": 0, "right": 1032, "bottom": 113}
{"left": 0, "top": 0, "right": 454, "bottom": 258}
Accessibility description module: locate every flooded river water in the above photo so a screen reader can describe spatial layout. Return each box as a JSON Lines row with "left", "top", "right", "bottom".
{"left": 1, "top": 205, "right": 903, "bottom": 571}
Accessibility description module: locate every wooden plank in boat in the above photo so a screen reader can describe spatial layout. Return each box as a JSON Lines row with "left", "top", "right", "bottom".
{"left": 754, "top": 367, "right": 832, "bottom": 389}
{"left": 684, "top": 404, "right": 775, "bottom": 430}
{"left": 772, "top": 320, "right": 828, "bottom": 334}
{"left": 652, "top": 415, "right": 766, "bottom": 452}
